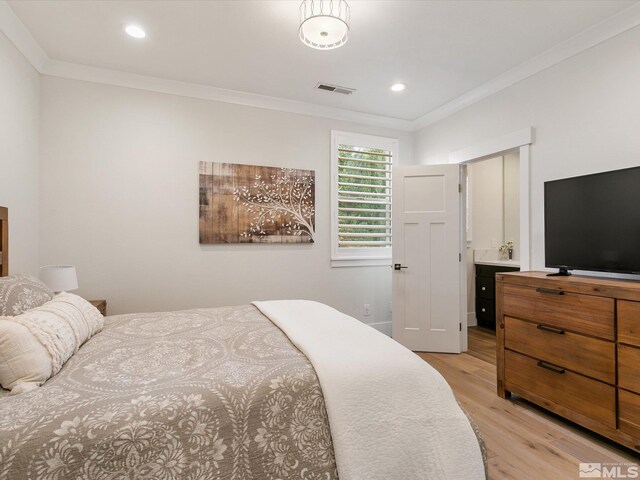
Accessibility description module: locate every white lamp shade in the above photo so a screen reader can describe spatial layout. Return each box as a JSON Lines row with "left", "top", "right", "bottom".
{"left": 40, "top": 265, "right": 78, "bottom": 292}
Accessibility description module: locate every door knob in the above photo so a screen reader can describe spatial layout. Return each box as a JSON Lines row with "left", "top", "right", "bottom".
{"left": 394, "top": 264, "right": 408, "bottom": 270}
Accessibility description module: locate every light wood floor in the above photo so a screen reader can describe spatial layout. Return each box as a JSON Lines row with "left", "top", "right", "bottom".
{"left": 418, "top": 327, "right": 639, "bottom": 480}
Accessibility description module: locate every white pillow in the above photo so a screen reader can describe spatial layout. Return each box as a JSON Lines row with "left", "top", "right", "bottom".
{"left": 0, "top": 292, "right": 104, "bottom": 395}
{"left": 0, "top": 318, "right": 51, "bottom": 394}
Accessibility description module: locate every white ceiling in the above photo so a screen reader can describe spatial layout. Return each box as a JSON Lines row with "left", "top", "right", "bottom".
{"left": 6, "top": 0, "right": 638, "bottom": 122}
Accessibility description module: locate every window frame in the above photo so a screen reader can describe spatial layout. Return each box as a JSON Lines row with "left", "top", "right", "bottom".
{"left": 331, "top": 130, "right": 398, "bottom": 267}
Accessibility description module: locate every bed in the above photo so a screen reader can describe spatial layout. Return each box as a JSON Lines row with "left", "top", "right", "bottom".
{"left": 0, "top": 207, "right": 486, "bottom": 479}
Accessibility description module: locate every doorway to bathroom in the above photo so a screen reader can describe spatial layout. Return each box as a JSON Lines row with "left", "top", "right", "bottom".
{"left": 466, "top": 150, "right": 521, "bottom": 336}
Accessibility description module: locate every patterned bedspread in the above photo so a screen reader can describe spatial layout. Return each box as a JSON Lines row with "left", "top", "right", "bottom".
{"left": 0, "top": 305, "right": 338, "bottom": 480}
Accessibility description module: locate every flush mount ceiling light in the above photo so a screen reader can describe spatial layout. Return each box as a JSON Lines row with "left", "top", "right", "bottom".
{"left": 299, "top": 0, "right": 350, "bottom": 50}
{"left": 124, "top": 24, "right": 146, "bottom": 39}
{"left": 390, "top": 83, "right": 406, "bottom": 92}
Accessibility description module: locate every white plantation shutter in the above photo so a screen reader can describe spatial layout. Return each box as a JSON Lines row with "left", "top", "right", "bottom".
{"left": 331, "top": 131, "right": 398, "bottom": 266}
{"left": 337, "top": 147, "right": 392, "bottom": 246}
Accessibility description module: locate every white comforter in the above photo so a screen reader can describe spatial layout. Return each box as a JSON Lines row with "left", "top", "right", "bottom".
{"left": 254, "top": 300, "right": 486, "bottom": 480}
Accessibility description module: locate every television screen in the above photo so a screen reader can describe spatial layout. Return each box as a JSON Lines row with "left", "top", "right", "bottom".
{"left": 545, "top": 166, "right": 640, "bottom": 275}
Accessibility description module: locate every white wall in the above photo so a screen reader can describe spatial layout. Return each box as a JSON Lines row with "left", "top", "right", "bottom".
{"left": 39, "top": 76, "right": 413, "bottom": 330}
{"left": 470, "top": 156, "right": 504, "bottom": 251}
{"left": 0, "top": 31, "right": 40, "bottom": 275}
{"left": 415, "top": 26, "right": 640, "bottom": 271}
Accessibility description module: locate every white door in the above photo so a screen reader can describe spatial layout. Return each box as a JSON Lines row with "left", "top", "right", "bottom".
{"left": 392, "top": 164, "right": 463, "bottom": 353}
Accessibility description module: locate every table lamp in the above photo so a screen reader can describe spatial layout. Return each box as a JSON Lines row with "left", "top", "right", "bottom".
{"left": 40, "top": 265, "right": 78, "bottom": 293}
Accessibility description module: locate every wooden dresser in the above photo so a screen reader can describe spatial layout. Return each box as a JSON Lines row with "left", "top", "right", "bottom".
{"left": 497, "top": 271, "right": 640, "bottom": 452}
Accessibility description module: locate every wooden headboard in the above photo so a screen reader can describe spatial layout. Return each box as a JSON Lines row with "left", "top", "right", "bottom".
{"left": 0, "top": 207, "right": 7, "bottom": 276}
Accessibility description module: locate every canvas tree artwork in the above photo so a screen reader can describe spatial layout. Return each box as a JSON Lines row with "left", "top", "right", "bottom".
{"left": 199, "top": 162, "right": 316, "bottom": 244}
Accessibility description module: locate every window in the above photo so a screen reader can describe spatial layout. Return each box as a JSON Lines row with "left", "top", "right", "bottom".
{"left": 331, "top": 131, "right": 398, "bottom": 266}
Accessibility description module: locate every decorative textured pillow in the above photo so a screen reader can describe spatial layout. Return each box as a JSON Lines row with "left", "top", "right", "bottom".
{"left": 0, "top": 293, "right": 104, "bottom": 395}
{"left": 0, "top": 317, "right": 51, "bottom": 394}
{"left": 0, "top": 274, "right": 54, "bottom": 316}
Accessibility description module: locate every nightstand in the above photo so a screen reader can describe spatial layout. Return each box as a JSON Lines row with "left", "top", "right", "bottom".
{"left": 90, "top": 300, "right": 107, "bottom": 316}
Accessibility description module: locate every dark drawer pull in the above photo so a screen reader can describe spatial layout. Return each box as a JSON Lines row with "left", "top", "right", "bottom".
{"left": 537, "top": 361, "right": 565, "bottom": 374}
{"left": 536, "top": 287, "right": 564, "bottom": 295}
{"left": 536, "top": 324, "right": 565, "bottom": 335}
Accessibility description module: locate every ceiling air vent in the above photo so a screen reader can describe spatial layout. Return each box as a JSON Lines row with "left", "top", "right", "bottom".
{"left": 316, "top": 83, "right": 355, "bottom": 95}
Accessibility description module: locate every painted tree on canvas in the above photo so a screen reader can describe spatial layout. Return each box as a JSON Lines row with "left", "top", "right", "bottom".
{"left": 233, "top": 168, "right": 315, "bottom": 241}
{"left": 198, "top": 162, "right": 316, "bottom": 244}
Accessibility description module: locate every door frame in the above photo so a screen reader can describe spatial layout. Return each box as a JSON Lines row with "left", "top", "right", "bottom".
{"left": 448, "top": 127, "right": 533, "bottom": 351}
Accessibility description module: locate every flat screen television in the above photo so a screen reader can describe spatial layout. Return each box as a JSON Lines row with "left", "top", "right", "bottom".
{"left": 544, "top": 166, "right": 640, "bottom": 276}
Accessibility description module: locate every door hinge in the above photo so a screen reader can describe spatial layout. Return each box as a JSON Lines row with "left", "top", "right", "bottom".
{"left": 459, "top": 322, "right": 462, "bottom": 331}
{"left": 458, "top": 183, "right": 462, "bottom": 193}
{"left": 459, "top": 253, "right": 462, "bottom": 262}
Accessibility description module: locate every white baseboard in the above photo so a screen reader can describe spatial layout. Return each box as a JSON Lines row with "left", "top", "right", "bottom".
{"left": 467, "top": 312, "right": 477, "bottom": 327}
{"left": 367, "top": 321, "right": 392, "bottom": 336}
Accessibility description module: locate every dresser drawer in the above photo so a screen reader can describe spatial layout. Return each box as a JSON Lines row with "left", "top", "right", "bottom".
{"left": 504, "top": 350, "right": 616, "bottom": 428}
{"left": 619, "top": 344, "right": 640, "bottom": 395}
{"left": 502, "top": 283, "right": 614, "bottom": 340}
{"left": 619, "top": 389, "right": 640, "bottom": 439}
{"left": 619, "top": 300, "right": 640, "bottom": 347}
{"left": 476, "top": 276, "right": 494, "bottom": 300}
{"left": 504, "top": 316, "right": 615, "bottom": 384}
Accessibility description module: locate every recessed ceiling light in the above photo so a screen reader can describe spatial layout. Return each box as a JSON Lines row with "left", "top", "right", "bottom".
{"left": 390, "top": 83, "right": 406, "bottom": 92}
{"left": 124, "top": 24, "right": 146, "bottom": 39}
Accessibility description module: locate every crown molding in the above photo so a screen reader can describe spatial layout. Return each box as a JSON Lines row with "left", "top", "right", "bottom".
{"left": 42, "top": 60, "right": 415, "bottom": 131}
{"left": 3, "top": 0, "right": 640, "bottom": 133}
{"left": 0, "top": 0, "right": 48, "bottom": 71}
{"left": 413, "top": 2, "right": 640, "bottom": 130}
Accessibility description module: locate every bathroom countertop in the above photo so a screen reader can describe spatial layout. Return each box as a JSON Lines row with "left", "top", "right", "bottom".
{"left": 474, "top": 259, "right": 521, "bottom": 267}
